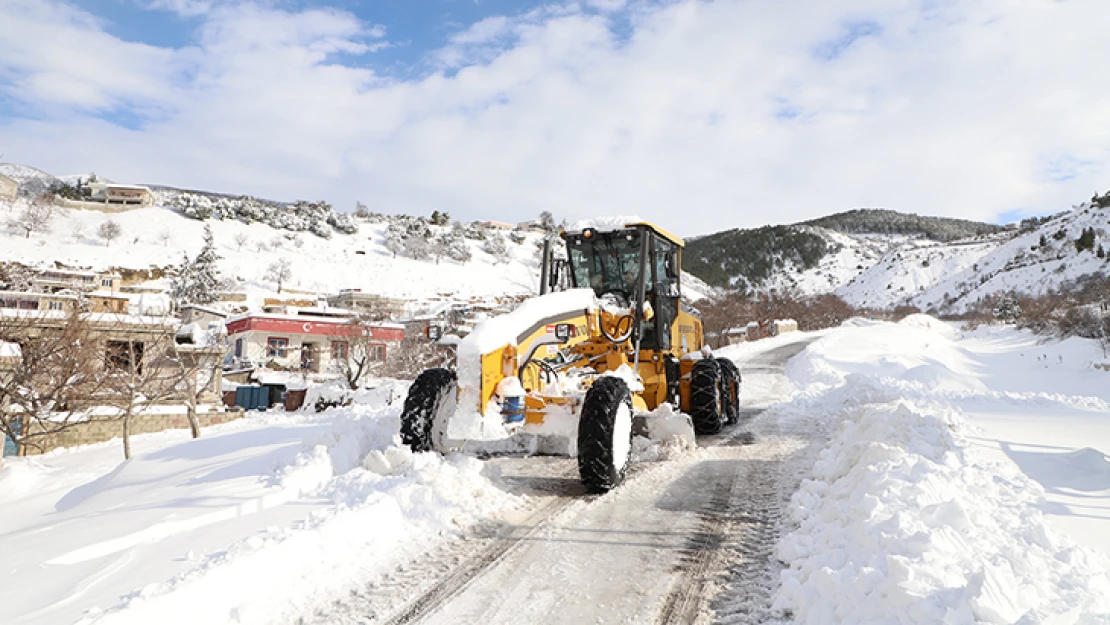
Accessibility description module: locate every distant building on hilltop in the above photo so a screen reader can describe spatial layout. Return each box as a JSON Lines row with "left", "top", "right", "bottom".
{"left": 86, "top": 182, "right": 153, "bottom": 207}
{"left": 0, "top": 173, "right": 18, "bottom": 202}
{"left": 325, "top": 290, "right": 406, "bottom": 319}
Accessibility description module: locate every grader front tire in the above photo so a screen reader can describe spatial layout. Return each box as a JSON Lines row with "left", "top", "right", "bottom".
{"left": 399, "top": 368, "right": 457, "bottom": 453}
{"left": 690, "top": 359, "right": 725, "bottom": 435}
{"left": 577, "top": 377, "right": 634, "bottom": 494}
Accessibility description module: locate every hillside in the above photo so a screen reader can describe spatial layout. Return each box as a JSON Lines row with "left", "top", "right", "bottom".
{"left": 684, "top": 198, "right": 1110, "bottom": 313}
{"left": 0, "top": 164, "right": 713, "bottom": 313}
{"left": 802, "top": 208, "right": 1007, "bottom": 241}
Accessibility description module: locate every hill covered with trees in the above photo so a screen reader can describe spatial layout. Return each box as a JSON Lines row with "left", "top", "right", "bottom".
{"left": 802, "top": 208, "right": 1005, "bottom": 241}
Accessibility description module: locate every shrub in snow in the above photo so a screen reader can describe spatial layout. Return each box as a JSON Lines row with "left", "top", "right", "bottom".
{"left": 169, "top": 192, "right": 357, "bottom": 238}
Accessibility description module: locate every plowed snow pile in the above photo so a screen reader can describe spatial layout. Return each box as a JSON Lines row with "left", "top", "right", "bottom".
{"left": 772, "top": 315, "right": 1110, "bottom": 623}
{"left": 0, "top": 383, "right": 522, "bottom": 625}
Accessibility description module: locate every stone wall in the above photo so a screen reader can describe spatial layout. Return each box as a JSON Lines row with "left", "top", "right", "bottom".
{"left": 23, "top": 406, "right": 245, "bottom": 455}
{"left": 57, "top": 198, "right": 146, "bottom": 213}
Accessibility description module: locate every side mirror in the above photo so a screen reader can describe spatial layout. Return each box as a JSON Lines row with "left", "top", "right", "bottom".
{"left": 549, "top": 259, "right": 564, "bottom": 290}
{"left": 664, "top": 251, "right": 678, "bottom": 279}
{"left": 426, "top": 325, "right": 443, "bottom": 341}
{"left": 554, "top": 323, "right": 572, "bottom": 342}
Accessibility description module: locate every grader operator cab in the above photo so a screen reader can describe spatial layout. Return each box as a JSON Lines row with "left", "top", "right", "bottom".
{"left": 399, "top": 222, "right": 740, "bottom": 492}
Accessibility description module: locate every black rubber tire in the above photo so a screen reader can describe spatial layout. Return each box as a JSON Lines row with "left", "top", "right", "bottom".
{"left": 399, "top": 368, "right": 457, "bottom": 453}
{"left": 690, "top": 359, "right": 725, "bottom": 435}
{"left": 577, "top": 377, "right": 634, "bottom": 494}
{"left": 717, "top": 358, "right": 742, "bottom": 425}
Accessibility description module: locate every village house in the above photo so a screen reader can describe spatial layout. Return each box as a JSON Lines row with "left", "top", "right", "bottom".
{"left": 0, "top": 310, "right": 228, "bottom": 456}
{"left": 0, "top": 173, "right": 18, "bottom": 202}
{"left": 0, "top": 291, "right": 77, "bottom": 313}
{"left": 225, "top": 307, "right": 404, "bottom": 376}
{"left": 325, "top": 290, "right": 407, "bottom": 320}
{"left": 86, "top": 182, "right": 154, "bottom": 207}
{"left": 32, "top": 268, "right": 121, "bottom": 294}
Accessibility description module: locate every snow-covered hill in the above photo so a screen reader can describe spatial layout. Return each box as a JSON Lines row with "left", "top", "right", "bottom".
{"left": 0, "top": 164, "right": 713, "bottom": 313}
{"left": 693, "top": 199, "right": 1109, "bottom": 313}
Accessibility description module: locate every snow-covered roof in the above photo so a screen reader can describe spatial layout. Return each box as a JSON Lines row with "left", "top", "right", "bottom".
{"left": 0, "top": 290, "right": 79, "bottom": 300}
{"left": 180, "top": 304, "right": 229, "bottom": 317}
{"left": 0, "top": 340, "right": 20, "bottom": 359}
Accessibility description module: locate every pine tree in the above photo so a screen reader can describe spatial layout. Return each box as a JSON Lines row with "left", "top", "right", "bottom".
{"left": 538, "top": 210, "right": 557, "bottom": 233}
{"left": 171, "top": 225, "right": 222, "bottom": 307}
{"left": 1076, "top": 227, "right": 1096, "bottom": 253}
{"left": 191, "top": 225, "right": 222, "bottom": 302}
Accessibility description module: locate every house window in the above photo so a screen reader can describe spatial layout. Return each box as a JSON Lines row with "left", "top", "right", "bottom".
{"left": 101, "top": 278, "right": 112, "bottom": 287}
{"left": 331, "top": 341, "right": 348, "bottom": 360}
{"left": 48, "top": 301, "right": 64, "bottom": 310}
{"left": 266, "top": 337, "right": 289, "bottom": 358}
{"left": 234, "top": 338, "right": 243, "bottom": 358}
{"left": 368, "top": 344, "right": 386, "bottom": 362}
{"left": 106, "top": 340, "right": 144, "bottom": 373}
{"left": 17, "top": 299, "right": 39, "bottom": 310}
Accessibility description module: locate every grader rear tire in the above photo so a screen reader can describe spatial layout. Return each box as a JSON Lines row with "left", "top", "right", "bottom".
{"left": 690, "top": 359, "right": 725, "bottom": 435}
{"left": 399, "top": 368, "right": 457, "bottom": 453}
{"left": 717, "top": 358, "right": 742, "bottom": 425}
{"left": 577, "top": 377, "right": 634, "bottom": 494}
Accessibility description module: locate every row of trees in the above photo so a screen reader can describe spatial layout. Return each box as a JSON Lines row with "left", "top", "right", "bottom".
{"left": 958, "top": 273, "right": 1110, "bottom": 355}
{"left": 696, "top": 289, "right": 857, "bottom": 347}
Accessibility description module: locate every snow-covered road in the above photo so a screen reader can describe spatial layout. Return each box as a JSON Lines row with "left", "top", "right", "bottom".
{"left": 305, "top": 338, "right": 822, "bottom": 625}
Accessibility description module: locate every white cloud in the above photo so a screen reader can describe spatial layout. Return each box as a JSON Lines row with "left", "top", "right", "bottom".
{"left": 1, "top": 0, "right": 1109, "bottom": 237}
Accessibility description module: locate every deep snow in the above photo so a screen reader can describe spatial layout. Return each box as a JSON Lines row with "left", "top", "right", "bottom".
{"left": 2, "top": 321, "right": 1110, "bottom": 624}
{"left": 768, "top": 316, "right": 1110, "bottom": 623}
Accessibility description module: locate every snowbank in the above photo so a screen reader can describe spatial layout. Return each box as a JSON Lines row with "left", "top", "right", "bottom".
{"left": 0, "top": 397, "right": 520, "bottom": 625}
{"left": 772, "top": 317, "right": 1110, "bottom": 623}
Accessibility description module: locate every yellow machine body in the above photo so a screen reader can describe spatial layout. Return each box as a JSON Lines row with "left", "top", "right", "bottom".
{"left": 465, "top": 221, "right": 705, "bottom": 427}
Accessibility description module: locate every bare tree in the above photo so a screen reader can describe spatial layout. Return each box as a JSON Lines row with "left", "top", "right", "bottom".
{"left": 404, "top": 236, "right": 431, "bottom": 260}
{"left": 175, "top": 343, "right": 224, "bottom": 438}
{"left": 381, "top": 335, "right": 452, "bottom": 380}
{"left": 0, "top": 311, "right": 111, "bottom": 455}
{"left": 71, "top": 221, "right": 86, "bottom": 242}
{"left": 158, "top": 230, "right": 172, "bottom": 247}
{"left": 6, "top": 196, "right": 54, "bottom": 238}
{"left": 98, "top": 318, "right": 193, "bottom": 459}
{"left": 331, "top": 315, "right": 388, "bottom": 389}
{"left": 264, "top": 258, "right": 293, "bottom": 293}
{"left": 98, "top": 220, "right": 122, "bottom": 246}
{"left": 233, "top": 232, "right": 248, "bottom": 251}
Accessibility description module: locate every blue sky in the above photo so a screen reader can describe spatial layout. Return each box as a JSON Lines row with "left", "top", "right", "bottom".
{"left": 72, "top": 0, "right": 548, "bottom": 72}
{"left": 2, "top": 0, "right": 1108, "bottom": 236}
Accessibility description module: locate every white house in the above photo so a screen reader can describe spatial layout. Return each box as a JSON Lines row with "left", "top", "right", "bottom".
{"left": 0, "top": 174, "right": 18, "bottom": 202}
{"left": 86, "top": 182, "right": 153, "bottom": 207}
{"left": 225, "top": 308, "right": 404, "bottom": 375}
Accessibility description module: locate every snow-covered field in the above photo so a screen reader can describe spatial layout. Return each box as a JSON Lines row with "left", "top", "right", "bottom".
{"left": 2, "top": 319, "right": 1110, "bottom": 624}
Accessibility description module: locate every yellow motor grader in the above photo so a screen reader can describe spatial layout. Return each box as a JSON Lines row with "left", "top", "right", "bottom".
{"left": 399, "top": 221, "right": 740, "bottom": 492}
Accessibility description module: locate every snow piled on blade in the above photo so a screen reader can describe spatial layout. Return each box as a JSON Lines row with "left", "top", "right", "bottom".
{"left": 772, "top": 316, "right": 1110, "bottom": 623}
